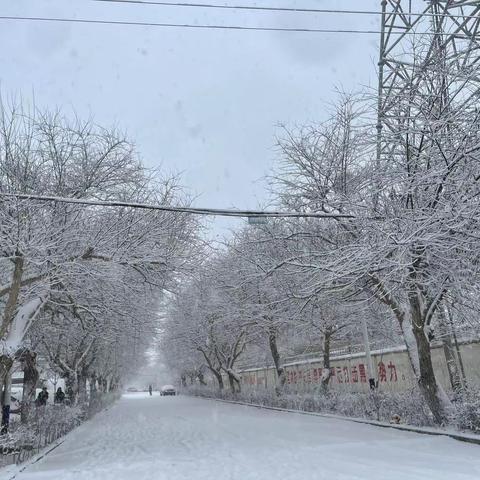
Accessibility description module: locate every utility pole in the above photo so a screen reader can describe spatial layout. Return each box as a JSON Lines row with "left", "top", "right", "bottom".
{"left": 362, "top": 317, "right": 377, "bottom": 389}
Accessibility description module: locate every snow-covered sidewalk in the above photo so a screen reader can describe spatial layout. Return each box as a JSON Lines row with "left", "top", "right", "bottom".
{"left": 3, "top": 393, "right": 479, "bottom": 480}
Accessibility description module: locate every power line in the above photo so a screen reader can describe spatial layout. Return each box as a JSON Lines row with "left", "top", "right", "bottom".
{"left": 0, "top": 15, "right": 383, "bottom": 34}
{"left": 90, "top": 0, "right": 480, "bottom": 20}
{"left": 0, "top": 14, "right": 474, "bottom": 36}
{"left": 0, "top": 192, "right": 359, "bottom": 219}
{"left": 91, "top": 0, "right": 387, "bottom": 16}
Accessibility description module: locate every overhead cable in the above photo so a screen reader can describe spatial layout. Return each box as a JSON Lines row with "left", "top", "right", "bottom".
{"left": 0, "top": 15, "right": 474, "bottom": 36}
{"left": 0, "top": 15, "right": 382, "bottom": 33}
{"left": 0, "top": 192, "right": 360, "bottom": 219}
{"left": 90, "top": 0, "right": 480, "bottom": 20}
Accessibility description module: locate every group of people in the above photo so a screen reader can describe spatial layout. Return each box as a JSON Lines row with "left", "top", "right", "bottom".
{"left": 35, "top": 386, "right": 66, "bottom": 406}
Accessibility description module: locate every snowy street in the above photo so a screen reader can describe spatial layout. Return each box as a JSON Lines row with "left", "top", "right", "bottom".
{"left": 3, "top": 393, "right": 479, "bottom": 480}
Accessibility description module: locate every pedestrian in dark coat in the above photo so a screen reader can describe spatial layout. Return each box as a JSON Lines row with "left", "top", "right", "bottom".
{"left": 36, "top": 387, "right": 49, "bottom": 406}
{"left": 54, "top": 387, "right": 66, "bottom": 404}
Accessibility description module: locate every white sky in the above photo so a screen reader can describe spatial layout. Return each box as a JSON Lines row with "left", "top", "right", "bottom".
{"left": 1, "top": 0, "right": 381, "bottom": 238}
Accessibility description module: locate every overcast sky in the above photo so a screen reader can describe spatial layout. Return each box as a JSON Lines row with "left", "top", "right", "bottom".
{"left": 1, "top": 0, "right": 381, "bottom": 238}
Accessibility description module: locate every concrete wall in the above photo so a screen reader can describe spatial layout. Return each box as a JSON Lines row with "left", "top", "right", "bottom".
{"left": 237, "top": 340, "right": 480, "bottom": 393}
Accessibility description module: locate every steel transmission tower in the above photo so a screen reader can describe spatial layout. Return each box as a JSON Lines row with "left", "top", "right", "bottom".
{"left": 376, "top": 0, "right": 480, "bottom": 168}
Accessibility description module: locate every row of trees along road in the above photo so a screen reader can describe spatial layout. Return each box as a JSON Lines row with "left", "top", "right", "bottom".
{"left": 0, "top": 100, "right": 201, "bottom": 428}
{"left": 163, "top": 26, "right": 480, "bottom": 425}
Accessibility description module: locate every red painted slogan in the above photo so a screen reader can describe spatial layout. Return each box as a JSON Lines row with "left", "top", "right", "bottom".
{"left": 285, "top": 361, "right": 398, "bottom": 385}
{"left": 242, "top": 361, "right": 398, "bottom": 386}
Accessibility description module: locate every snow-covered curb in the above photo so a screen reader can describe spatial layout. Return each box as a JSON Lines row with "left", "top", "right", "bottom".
{"left": 196, "top": 395, "right": 480, "bottom": 445}
{"left": 2, "top": 435, "right": 67, "bottom": 480}
{"left": 1, "top": 400, "right": 120, "bottom": 479}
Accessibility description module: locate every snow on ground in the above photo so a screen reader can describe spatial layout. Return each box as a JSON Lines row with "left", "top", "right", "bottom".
{"left": 3, "top": 393, "right": 480, "bottom": 480}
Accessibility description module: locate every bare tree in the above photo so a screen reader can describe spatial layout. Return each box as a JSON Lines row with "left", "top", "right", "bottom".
{"left": 272, "top": 60, "right": 480, "bottom": 424}
{"left": 0, "top": 99, "right": 201, "bottom": 426}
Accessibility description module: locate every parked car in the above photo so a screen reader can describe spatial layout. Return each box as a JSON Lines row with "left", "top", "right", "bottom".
{"left": 160, "top": 385, "right": 176, "bottom": 396}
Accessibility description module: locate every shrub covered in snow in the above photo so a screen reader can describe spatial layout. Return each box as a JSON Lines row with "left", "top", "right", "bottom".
{"left": 87, "top": 391, "right": 122, "bottom": 416}
{"left": 0, "top": 392, "right": 120, "bottom": 467}
{"left": 450, "top": 388, "right": 480, "bottom": 432}
{"left": 184, "top": 384, "right": 480, "bottom": 431}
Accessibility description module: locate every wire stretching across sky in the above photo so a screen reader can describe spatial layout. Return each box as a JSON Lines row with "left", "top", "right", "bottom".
{"left": 0, "top": 14, "right": 476, "bottom": 36}
{"left": 90, "top": 0, "right": 398, "bottom": 16}
{"left": 0, "top": 15, "right": 383, "bottom": 34}
{"left": 0, "top": 192, "right": 362, "bottom": 219}
{"left": 90, "top": 0, "right": 480, "bottom": 21}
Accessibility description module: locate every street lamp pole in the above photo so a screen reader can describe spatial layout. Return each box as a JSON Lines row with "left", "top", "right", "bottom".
{"left": 362, "top": 316, "right": 376, "bottom": 389}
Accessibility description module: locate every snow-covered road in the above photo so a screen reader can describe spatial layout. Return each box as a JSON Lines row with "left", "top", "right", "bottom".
{"left": 3, "top": 393, "right": 480, "bottom": 480}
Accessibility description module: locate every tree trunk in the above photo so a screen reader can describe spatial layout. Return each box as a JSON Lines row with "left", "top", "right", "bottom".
{"left": 89, "top": 374, "right": 97, "bottom": 397}
{"left": 372, "top": 272, "right": 450, "bottom": 424}
{"left": 0, "top": 356, "right": 12, "bottom": 403}
{"left": 268, "top": 329, "right": 285, "bottom": 392}
{"left": 65, "top": 373, "right": 78, "bottom": 405}
{"left": 410, "top": 301, "right": 450, "bottom": 425}
{"left": 197, "top": 371, "right": 207, "bottom": 386}
{"left": 209, "top": 368, "right": 224, "bottom": 390}
{"left": 227, "top": 371, "right": 241, "bottom": 394}
{"left": 78, "top": 372, "right": 88, "bottom": 404}
{"left": 0, "top": 358, "right": 13, "bottom": 434}
{"left": 228, "top": 372, "right": 235, "bottom": 393}
{"left": 100, "top": 376, "right": 108, "bottom": 393}
{"left": 21, "top": 350, "right": 39, "bottom": 424}
{"left": 0, "top": 254, "right": 24, "bottom": 339}
{"left": 88, "top": 373, "right": 98, "bottom": 409}
{"left": 198, "top": 349, "right": 224, "bottom": 390}
{"left": 109, "top": 375, "right": 120, "bottom": 392}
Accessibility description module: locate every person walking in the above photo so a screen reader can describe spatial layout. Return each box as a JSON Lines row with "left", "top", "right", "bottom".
{"left": 36, "top": 387, "right": 49, "bottom": 406}
{"left": 148, "top": 385, "right": 152, "bottom": 396}
{"left": 54, "top": 387, "right": 66, "bottom": 404}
